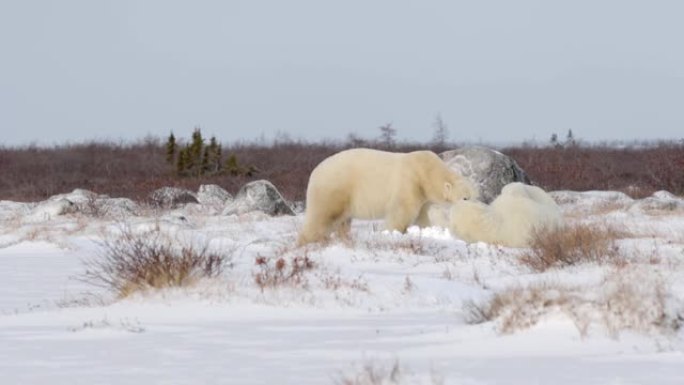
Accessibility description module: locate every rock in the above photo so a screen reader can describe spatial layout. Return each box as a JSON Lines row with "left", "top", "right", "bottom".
{"left": 549, "top": 190, "right": 635, "bottom": 215}
{"left": 629, "top": 190, "right": 684, "bottom": 213}
{"left": 47, "top": 188, "right": 100, "bottom": 204}
{"left": 440, "top": 146, "right": 531, "bottom": 203}
{"left": 93, "top": 198, "right": 140, "bottom": 217}
{"left": 222, "top": 180, "right": 295, "bottom": 216}
{"left": 549, "top": 190, "right": 633, "bottom": 206}
{"left": 0, "top": 201, "right": 34, "bottom": 221}
{"left": 27, "top": 198, "right": 76, "bottom": 221}
{"left": 149, "top": 187, "right": 199, "bottom": 208}
{"left": 291, "top": 201, "right": 306, "bottom": 215}
{"left": 197, "top": 184, "right": 233, "bottom": 207}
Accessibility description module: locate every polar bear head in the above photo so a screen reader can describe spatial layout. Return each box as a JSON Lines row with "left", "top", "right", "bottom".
{"left": 448, "top": 200, "right": 493, "bottom": 243}
{"left": 411, "top": 151, "right": 479, "bottom": 204}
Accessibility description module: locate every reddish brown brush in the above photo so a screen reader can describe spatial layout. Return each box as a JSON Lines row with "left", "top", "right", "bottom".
{"left": 1, "top": 137, "right": 682, "bottom": 202}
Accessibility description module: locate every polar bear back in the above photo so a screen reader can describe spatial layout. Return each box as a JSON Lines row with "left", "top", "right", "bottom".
{"left": 307, "top": 149, "right": 410, "bottom": 219}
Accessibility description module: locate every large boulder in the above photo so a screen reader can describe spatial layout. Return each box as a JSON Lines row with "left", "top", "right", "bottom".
{"left": 440, "top": 146, "right": 531, "bottom": 203}
{"left": 629, "top": 190, "right": 684, "bottom": 213}
{"left": 222, "top": 180, "right": 295, "bottom": 216}
{"left": 197, "top": 184, "right": 233, "bottom": 207}
{"left": 29, "top": 198, "right": 76, "bottom": 221}
{"left": 149, "top": 187, "right": 199, "bottom": 209}
{"left": 94, "top": 197, "right": 140, "bottom": 217}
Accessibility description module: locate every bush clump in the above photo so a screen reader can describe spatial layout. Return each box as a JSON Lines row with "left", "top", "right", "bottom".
{"left": 82, "top": 227, "right": 232, "bottom": 298}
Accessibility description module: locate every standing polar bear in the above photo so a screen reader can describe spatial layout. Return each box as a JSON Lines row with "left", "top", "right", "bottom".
{"left": 449, "top": 182, "right": 563, "bottom": 248}
{"left": 298, "top": 148, "right": 477, "bottom": 245}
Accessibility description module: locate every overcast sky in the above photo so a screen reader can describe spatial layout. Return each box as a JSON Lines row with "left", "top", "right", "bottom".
{"left": 1, "top": 0, "right": 683, "bottom": 146}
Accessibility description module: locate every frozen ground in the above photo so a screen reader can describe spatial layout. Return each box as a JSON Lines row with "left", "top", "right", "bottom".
{"left": 1, "top": 190, "right": 684, "bottom": 384}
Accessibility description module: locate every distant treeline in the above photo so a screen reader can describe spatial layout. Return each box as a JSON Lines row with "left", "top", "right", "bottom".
{"left": 0, "top": 132, "right": 682, "bottom": 202}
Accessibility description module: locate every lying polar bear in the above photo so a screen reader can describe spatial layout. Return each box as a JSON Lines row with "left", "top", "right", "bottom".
{"left": 448, "top": 182, "right": 563, "bottom": 248}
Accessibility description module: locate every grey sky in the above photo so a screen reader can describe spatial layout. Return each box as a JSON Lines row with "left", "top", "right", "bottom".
{"left": 1, "top": 0, "right": 683, "bottom": 146}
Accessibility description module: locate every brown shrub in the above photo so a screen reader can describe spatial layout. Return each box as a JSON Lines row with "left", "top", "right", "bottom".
{"left": 2, "top": 137, "right": 682, "bottom": 203}
{"left": 81, "top": 227, "right": 232, "bottom": 298}
{"left": 253, "top": 254, "right": 316, "bottom": 291}
{"left": 335, "top": 360, "right": 403, "bottom": 385}
{"left": 519, "top": 223, "right": 626, "bottom": 272}
{"left": 464, "top": 267, "right": 682, "bottom": 336}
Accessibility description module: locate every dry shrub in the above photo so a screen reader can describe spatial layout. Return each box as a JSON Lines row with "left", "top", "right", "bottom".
{"left": 253, "top": 254, "right": 315, "bottom": 291}
{"left": 335, "top": 360, "right": 443, "bottom": 385}
{"left": 82, "top": 228, "right": 232, "bottom": 298}
{"left": 520, "top": 223, "right": 626, "bottom": 272}
{"left": 3, "top": 139, "right": 683, "bottom": 203}
{"left": 599, "top": 267, "right": 682, "bottom": 337}
{"left": 320, "top": 271, "right": 370, "bottom": 293}
{"left": 464, "top": 283, "right": 587, "bottom": 334}
{"left": 464, "top": 266, "right": 683, "bottom": 336}
{"left": 336, "top": 361, "right": 402, "bottom": 385}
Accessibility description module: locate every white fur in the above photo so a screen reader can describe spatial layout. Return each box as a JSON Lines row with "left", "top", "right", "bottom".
{"left": 449, "top": 182, "right": 563, "bottom": 247}
{"left": 298, "top": 148, "right": 477, "bottom": 244}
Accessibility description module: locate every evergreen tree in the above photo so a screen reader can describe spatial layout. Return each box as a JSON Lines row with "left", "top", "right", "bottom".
{"left": 566, "top": 129, "right": 576, "bottom": 146}
{"left": 550, "top": 133, "right": 559, "bottom": 147}
{"left": 176, "top": 146, "right": 189, "bottom": 176}
{"left": 165, "top": 132, "right": 176, "bottom": 164}
{"left": 189, "top": 128, "right": 204, "bottom": 175}
{"left": 224, "top": 154, "right": 240, "bottom": 176}
{"left": 201, "top": 146, "right": 210, "bottom": 176}
{"left": 214, "top": 139, "right": 222, "bottom": 173}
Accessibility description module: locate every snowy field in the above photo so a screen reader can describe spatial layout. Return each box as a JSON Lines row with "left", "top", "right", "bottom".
{"left": 1, "top": 189, "right": 684, "bottom": 384}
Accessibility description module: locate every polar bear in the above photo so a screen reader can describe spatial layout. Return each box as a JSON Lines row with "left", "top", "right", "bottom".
{"left": 448, "top": 182, "right": 563, "bottom": 248}
{"left": 297, "top": 148, "right": 477, "bottom": 245}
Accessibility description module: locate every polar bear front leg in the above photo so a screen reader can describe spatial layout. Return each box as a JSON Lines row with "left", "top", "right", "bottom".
{"left": 334, "top": 217, "right": 352, "bottom": 240}
{"left": 413, "top": 203, "right": 432, "bottom": 228}
{"left": 385, "top": 204, "right": 420, "bottom": 233}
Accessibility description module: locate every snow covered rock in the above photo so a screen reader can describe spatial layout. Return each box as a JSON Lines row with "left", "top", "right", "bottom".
{"left": 27, "top": 198, "right": 76, "bottom": 221}
{"left": 440, "top": 146, "right": 531, "bottom": 203}
{"left": 149, "top": 187, "right": 199, "bottom": 208}
{"left": 291, "top": 200, "right": 306, "bottom": 215}
{"left": 629, "top": 190, "right": 684, "bottom": 213}
{"left": 45, "top": 189, "right": 139, "bottom": 217}
{"left": 222, "top": 180, "right": 295, "bottom": 216}
{"left": 94, "top": 197, "right": 140, "bottom": 217}
{"left": 47, "top": 188, "right": 99, "bottom": 204}
{"left": 549, "top": 190, "right": 633, "bottom": 206}
{"left": 0, "top": 201, "right": 34, "bottom": 221}
{"left": 197, "top": 184, "right": 233, "bottom": 207}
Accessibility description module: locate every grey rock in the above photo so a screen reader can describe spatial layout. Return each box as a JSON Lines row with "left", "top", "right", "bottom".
{"left": 629, "top": 190, "right": 684, "bottom": 213}
{"left": 440, "top": 146, "right": 531, "bottom": 203}
{"left": 291, "top": 201, "right": 306, "bottom": 215}
{"left": 0, "top": 201, "right": 34, "bottom": 220}
{"left": 149, "top": 187, "right": 199, "bottom": 208}
{"left": 48, "top": 188, "right": 100, "bottom": 204}
{"left": 27, "top": 198, "right": 76, "bottom": 221}
{"left": 222, "top": 180, "right": 295, "bottom": 216}
{"left": 197, "top": 184, "right": 233, "bottom": 207}
{"left": 549, "top": 190, "right": 633, "bottom": 206}
{"left": 93, "top": 198, "right": 140, "bottom": 217}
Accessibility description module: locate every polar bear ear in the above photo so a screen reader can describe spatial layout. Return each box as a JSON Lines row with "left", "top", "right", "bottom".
{"left": 443, "top": 182, "right": 452, "bottom": 200}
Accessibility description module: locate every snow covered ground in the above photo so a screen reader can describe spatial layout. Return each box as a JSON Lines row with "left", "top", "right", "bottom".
{"left": 1, "top": 189, "right": 684, "bottom": 384}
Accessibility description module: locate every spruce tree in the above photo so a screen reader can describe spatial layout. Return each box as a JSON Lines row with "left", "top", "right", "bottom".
{"left": 177, "top": 146, "right": 188, "bottom": 176}
{"left": 207, "top": 136, "right": 221, "bottom": 174}
{"left": 166, "top": 132, "right": 176, "bottom": 164}
{"left": 225, "top": 154, "right": 240, "bottom": 176}
{"left": 189, "top": 128, "right": 204, "bottom": 175}
{"left": 201, "top": 146, "right": 210, "bottom": 176}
